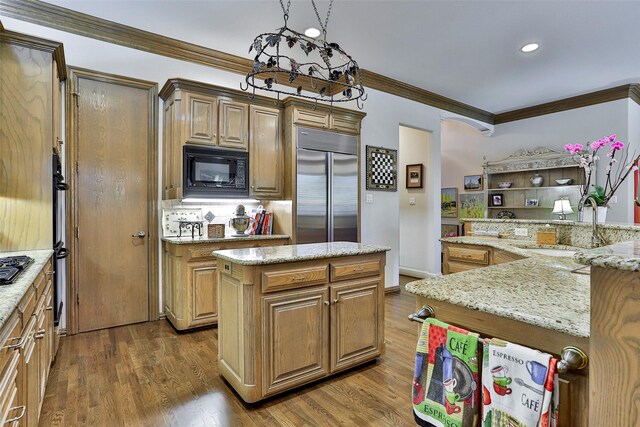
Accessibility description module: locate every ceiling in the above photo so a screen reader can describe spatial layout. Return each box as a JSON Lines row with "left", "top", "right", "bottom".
{"left": 40, "top": 0, "right": 640, "bottom": 113}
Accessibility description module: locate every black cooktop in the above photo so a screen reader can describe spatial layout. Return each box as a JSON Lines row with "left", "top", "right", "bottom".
{"left": 0, "top": 256, "right": 34, "bottom": 286}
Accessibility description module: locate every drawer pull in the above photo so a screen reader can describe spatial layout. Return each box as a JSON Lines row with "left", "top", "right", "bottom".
{"left": 1, "top": 336, "right": 25, "bottom": 350}
{"left": 35, "top": 329, "right": 46, "bottom": 340}
{"left": 4, "top": 405, "right": 26, "bottom": 424}
{"left": 45, "top": 270, "right": 55, "bottom": 276}
{"left": 323, "top": 301, "right": 330, "bottom": 306}
{"left": 46, "top": 306, "right": 54, "bottom": 311}
{"left": 224, "top": 265, "right": 230, "bottom": 271}
{"left": 292, "top": 276, "right": 306, "bottom": 281}
{"left": 352, "top": 266, "right": 364, "bottom": 271}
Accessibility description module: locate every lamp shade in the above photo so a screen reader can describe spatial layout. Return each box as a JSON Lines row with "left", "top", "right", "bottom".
{"left": 552, "top": 199, "right": 573, "bottom": 214}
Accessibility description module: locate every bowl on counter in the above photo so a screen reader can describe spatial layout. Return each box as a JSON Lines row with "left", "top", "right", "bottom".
{"left": 555, "top": 178, "right": 573, "bottom": 186}
{"left": 498, "top": 182, "right": 512, "bottom": 189}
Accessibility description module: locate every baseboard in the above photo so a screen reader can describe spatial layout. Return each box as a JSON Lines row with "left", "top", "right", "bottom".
{"left": 384, "top": 286, "right": 401, "bottom": 294}
{"left": 158, "top": 313, "right": 167, "bottom": 320}
{"left": 399, "top": 266, "right": 441, "bottom": 279}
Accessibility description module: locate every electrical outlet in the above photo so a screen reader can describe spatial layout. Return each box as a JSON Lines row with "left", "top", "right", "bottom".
{"left": 409, "top": 197, "right": 416, "bottom": 205}
{"left": 366, "top": 194, "right": 374, "bottom": 204}
{"left": 609, "top": 195, "right": 618, "bottom": 204}
{"left": 514, "top": 228, "right": 528, "bottom": 237}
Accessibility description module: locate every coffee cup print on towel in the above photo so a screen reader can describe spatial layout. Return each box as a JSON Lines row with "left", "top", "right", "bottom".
{"left": 491, "top": 365, "right": 512, "bottom": 396}
{"left": 443, "top": 378, "right": 461, "bottom": 414}
{"left": 526, "top": 360, "right": 548, "bottom": 386}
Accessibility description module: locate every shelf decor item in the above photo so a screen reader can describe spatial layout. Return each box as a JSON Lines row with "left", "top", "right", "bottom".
{"left": 241, "top": 0, "right": 366, "bottom": 109}
{"left": 555, "top": 178, "right": 573, "bottom": 185}
{"left": 496, "top": 210, "right": 516, "bottom": 219}
{"left": 552, "top": 199, "right": 574, "bottom": 220}
{"left": 526, "top": 199, "right": 539, "bottom": 207}
{"left": 491, "top": 194, "right": 504, "bottom": 207}
{"left": 530, "top": 173, "right": 543, "bottom": 187}
{"left": 406, "top": 164, "right": 424, "bottom": 189}
{"left": 366, "top": 145, "right": 397, "bottom": 191}
{"left": 564, "top": 134, "right": 640, "bottom": 222}
{"left": 498, "top": 181, "right": 512, "bottom": 189}
{"left": 464, "top": 174, "right": 483, "bottom": 191}
{"left": 441, "top": 188, "right": 458, "bottom": 218}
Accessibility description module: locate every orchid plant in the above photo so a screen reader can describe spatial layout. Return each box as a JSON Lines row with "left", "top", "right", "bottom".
{"left": 564, "top": 134, "right": 640, "bottom": 208}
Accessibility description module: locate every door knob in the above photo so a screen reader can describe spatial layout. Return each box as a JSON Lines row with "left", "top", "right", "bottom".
{"left": 132, "top": 231, "right": 146, "bottom": 238}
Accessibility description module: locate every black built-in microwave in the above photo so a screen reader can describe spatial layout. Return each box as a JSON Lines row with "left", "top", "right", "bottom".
{"left": 183, "top": 145, "right": 249, "bottom": 198}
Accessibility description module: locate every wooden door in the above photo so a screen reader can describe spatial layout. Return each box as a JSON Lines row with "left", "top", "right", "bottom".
{"left": 261, "top": 287, "right": 329, "bottom": 396}
{"left": 185, "top": 92, "right": 217, "bottom": 145}
{"left": 330, "top": 278, "right": 382, "bottom": 372}
{"left": 189, "top": 261, "right": 218, "bottom": 326}
{"left": 73, "top": 71, "right": 155, "bottom": 333}
{"left": 249, "top": 105, "right": 282, "bottom": 198}
{"left": 219, "top": 100, "right": 248, "bottom": 150}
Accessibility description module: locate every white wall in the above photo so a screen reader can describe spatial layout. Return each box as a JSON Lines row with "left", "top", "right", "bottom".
{"left": 627, "top": 99, "right": 640, "bottom": 221}
{"left": 442, "top": 99, "right": 634, "bottom": 224}
{"left": 399, "top": 126, "right": 432, "bottom": 278}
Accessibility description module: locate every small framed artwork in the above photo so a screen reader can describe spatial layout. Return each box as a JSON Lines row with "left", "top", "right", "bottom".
{"left": 441, "top": 187, "right": 458, "bottom": 218}
{"left": 459, "top": 193, "right": 486, "bottom": 218}
{"left": 366, "top": 145, "right": 398, "bottom": 191}
{"left": 526, "top": 199, "right": 539, "bottom": 207}
{"left": 441, "top": 224, "right": 459, "bottom": 238}
{"left": 491, "top": 194, "right": 504, "bottom": 207}
{"left": 463, "top": 174, "right": 483, "bottom": 191}
{"left": 406, "top": 164, "right": 424, "bottom": 189}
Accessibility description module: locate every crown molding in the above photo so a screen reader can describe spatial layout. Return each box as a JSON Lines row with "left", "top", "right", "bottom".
{"left": 495, "top": 84, "right": 640, "bottom": 124}
{"left": 0, "top": 0, "right": 494, "bottom": 124}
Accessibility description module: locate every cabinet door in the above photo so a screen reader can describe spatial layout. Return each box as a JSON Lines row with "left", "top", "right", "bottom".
{"left": 262, "top": 287, "right": 329, "bottom": 396}
{"left": 45, "top": 285, "right": 54, "bottom": 367}
{"left": 219, "top": 100, "right": 248, "bottom": 150}
{"left": 250, "top": 105, "right": 282, "bottom": 198}
{"left": 36, "top": 309, "right": 47, "bottom": 409}
{"left": 22, "top": 317, "right": 38, "bottom": 427}
{"left": 162, "top": 99, "right": 176, "bottom": 198}
{"left": 330, "top": 278, "right": 382, "bottom": 372}
{"left": 293, "top": 107, "right": 329, "bottom": 129}
{"left": 185, "top": 92, "right": 217, "bottom": 145}
{"left": 329, "top": 114, "right": 360, "bottom": 134}
{"left": 188, "top": 261, "right": 218, "bottom": 327}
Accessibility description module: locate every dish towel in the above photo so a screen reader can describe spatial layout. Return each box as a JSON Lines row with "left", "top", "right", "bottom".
{"left": 481, "top": 338, "right": 559, "bottom": 427}
{"left": 412, "top": 318, "right": 481, "bottom": 427}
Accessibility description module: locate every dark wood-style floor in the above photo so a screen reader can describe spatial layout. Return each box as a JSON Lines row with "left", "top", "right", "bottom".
{"left": 40, "top": 277, "right": 421, "bottom": 427}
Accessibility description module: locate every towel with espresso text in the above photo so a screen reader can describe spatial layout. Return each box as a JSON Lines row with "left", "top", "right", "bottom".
{"left": 412, "top": 318, "right": 480, "bottom": 427}
{"left": 481, "top": 338, "right": 558, "bottom": 427}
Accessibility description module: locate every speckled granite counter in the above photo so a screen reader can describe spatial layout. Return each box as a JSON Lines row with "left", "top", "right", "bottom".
{"left": 574, "top": 240, "right": 640, "bottom": 272}
{"left": 405, "top": 237, "right": 589, "bottom": 338}
{"left": 0, "top": 249, "right": 53, "bottom": 329}
{"left": 213, "top": 242, "right": 390, "bottom": 266}
{"left": 161, "top": 234, "right": 289, "bottom": 244}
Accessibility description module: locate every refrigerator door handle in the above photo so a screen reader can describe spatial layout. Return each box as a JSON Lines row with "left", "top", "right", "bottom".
{"left": 327, "top": 153, "right": 334, "bottom": 242}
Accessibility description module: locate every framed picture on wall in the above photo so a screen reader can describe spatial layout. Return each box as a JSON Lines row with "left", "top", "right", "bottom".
{"left": 441, "top": 224, "right": 459, "bottom": 238}
{"left": 459, "top": 193, "right": 486, "bottom": 218}
{"left": 491, "top": 194, "right": 504, "bottom": 207}
{"left": 441, "top": 187, "right": 458, "bottom": 217}
{"left": 463, "top": 174, "right": 483, "bottom": 191}
{"left": 406, "top": 164, "right": 424, "bottom": 189}
{"left": 366, "top": 145, "right": 398, "bottom": 191}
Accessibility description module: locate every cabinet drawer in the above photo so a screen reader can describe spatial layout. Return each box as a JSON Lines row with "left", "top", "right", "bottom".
{"left": 447, "top": 246, "right": 490, "bottom": 265}
{"left": 262, "top": 265, "right": 328, "bottom": 293}
{"left": 330, "top": 260, "right": 380, "bottom": 281}
{"left": 329, "top": 115, "right": 359, "bottom": 134}
{"left": 188, "top": 246, "right": 218, "bottom": 261}
{"left": 0, "top": 312, "right": 21, "bottom": 378}
{"left": 293, "top": 108, "right": 329, "bottom": 129}
{"left": 17, "top": 287, "right": 36, "bottom": 325}
{"left": 0, "top": 350, "right": 20, "bottom": 426}
{"left": 445, "top": 261, "right": 485, "bottom": 275}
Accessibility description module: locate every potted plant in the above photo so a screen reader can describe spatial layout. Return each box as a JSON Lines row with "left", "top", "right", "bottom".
{"left": 564, "top": 134, "right": 640, "bottom": 223}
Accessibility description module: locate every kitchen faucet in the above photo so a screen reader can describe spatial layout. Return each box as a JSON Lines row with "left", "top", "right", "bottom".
{"left": 586, "top": 196, "right": 604, "bottom": 248}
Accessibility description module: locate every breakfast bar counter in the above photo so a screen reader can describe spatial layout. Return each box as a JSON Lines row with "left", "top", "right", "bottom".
{"left": 212, "top": 242, "right": 389, "bottom": 403}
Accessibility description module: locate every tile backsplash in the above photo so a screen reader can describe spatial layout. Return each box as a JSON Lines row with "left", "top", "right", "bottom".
{"left": 161, "top": 200, "right": 262, "bottom": 237}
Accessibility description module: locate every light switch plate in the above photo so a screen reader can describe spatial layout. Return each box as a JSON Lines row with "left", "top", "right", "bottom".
{"left": 514, "top": 228, "right": 528, "bottom": 237}
{"left": 366, "top": 194, "right": 374, "bottom": 204}
{"left": 409, "top": 197, "right": 416, "bottom": 205}
{"left": 609, "top": 195, "right": 618, "bottom": 204}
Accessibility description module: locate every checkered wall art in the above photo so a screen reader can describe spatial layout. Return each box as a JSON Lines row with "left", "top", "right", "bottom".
{"left": 366, "top": 145, "right": 398, "bottom": 191}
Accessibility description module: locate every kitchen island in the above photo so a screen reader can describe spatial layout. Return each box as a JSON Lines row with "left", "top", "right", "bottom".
{"left": 212, "top": 242, "right": 389, "bottom": 403}
{"left": 405, "top": 237, "right": 590, "bottom": 425}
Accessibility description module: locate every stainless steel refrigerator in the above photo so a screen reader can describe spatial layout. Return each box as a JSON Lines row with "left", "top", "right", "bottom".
{"left": 296, "top": 127, "right": 358, "bottom": 244}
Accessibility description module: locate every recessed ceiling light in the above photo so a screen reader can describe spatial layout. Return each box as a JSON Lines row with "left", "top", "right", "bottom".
{"left": 304, "top": 27, "right": 321, "bottom": 38}
{"left": 520, "top": 43, "right": 540, "bottom": 53}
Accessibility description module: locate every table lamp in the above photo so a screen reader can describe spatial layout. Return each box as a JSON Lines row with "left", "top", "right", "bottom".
{"left": 552, "top": 199, "right": 573, "bottom": 220}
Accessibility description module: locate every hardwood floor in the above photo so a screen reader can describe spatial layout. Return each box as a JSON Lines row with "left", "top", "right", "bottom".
{"left": 40, "top": 277, "right": 422, "bottom": 427}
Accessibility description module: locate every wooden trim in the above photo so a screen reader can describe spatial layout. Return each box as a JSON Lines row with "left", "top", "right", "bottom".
{"left": 384, "top": 286, "right": 401, "bottom": 295}
{"left": 66, "top": 66, "right": 159, "bottom": 335}
{"left": 495, "top": 84, "right": 639, "bottom": 124}
{"left": 0, "top": 0, "right": 493, "bottom": 124}
{"left": 0, "top": 24, "right": 67, "bottom": 80}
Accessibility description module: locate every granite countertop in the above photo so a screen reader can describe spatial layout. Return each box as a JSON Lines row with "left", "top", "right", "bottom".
{"left": 405, "top": 237, "right": 589, "bottom": 338}
{"left": 574, "top": 240, "right": 640, "bottom": 271}
{"left": 0, "top": 249, "right": 54, "bottom": 330}
{"left": 161, "top": 234, "right": 289, "bottom": 244}
{"left": 465, "top": 218, "right": 640, "bottom": 231}
{"left": 213, "top": 242, "right": 390, "bottom": 266}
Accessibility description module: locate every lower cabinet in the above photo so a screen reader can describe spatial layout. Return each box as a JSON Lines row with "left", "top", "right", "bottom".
{"left": 219, "top": 253, "right": 386, "bottom": 403}
{"left": 162, "top": 238, "right": 289, "bottom": 331}
{"left": 442, "top": 242, "right": 524, "bottom": 274}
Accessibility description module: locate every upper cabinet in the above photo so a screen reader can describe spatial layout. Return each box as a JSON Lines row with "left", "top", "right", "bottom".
{"left": 250, "top": 105, "right": 282, "bottom": 198}
{"left": 287, "top": 98, "right": 363, "bottom": 135}
{"left": 185, "top": 92, "right": 218, "bottom": 145}
{"left": 219, "top": 100, "right": 249, "bottom": 150}
{"left": 0, "top": 29, "right": 66, "bottom": 251}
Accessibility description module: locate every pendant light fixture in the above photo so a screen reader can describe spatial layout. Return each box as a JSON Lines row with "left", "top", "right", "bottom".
{"left": 241, "top": 0, "right": 367, "bottom": 109}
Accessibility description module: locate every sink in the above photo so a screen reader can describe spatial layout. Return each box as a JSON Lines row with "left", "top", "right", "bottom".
{"left": 522, "top": 248, "right": 576, "bottom": 257}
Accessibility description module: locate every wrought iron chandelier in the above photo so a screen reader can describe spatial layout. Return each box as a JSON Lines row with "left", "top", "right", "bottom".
{"left": 241, "top": 0, "right": 367, "bottom": 109}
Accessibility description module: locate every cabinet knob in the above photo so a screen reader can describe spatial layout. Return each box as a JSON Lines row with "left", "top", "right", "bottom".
{"left": 333, "top": 299, "right": 339, "bottom": 304}
{"left": 323, "top": 301, "right": 330, "bottom": 306}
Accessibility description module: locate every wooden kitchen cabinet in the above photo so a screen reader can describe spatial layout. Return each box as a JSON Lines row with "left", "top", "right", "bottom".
{"left": 249, "top": 105, "right": 283, "bottom": 199}
{"left": 162, "top": 237, "right": 289, "bottom": 331}
{"left": 218, "top": 252, "right": 386, "bottom": 403}
{"left": 185, "top": 92, "right": 218, "bottom": 145}
{"left": 442, "top": 242, "right": 524, "bottom": 274}
{"left": 219, "top": 100, "right": 249, "bottom": 150}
